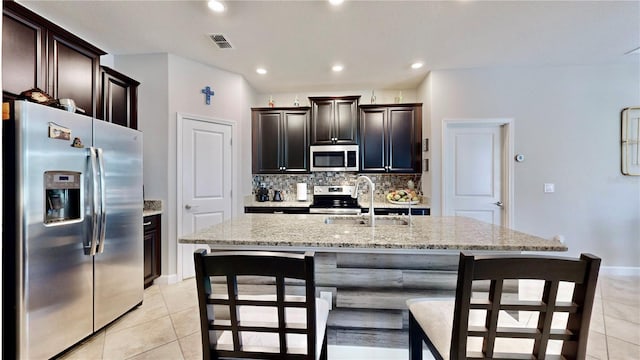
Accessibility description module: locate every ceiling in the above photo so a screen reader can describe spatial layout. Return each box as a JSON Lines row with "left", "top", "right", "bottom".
{"left": 17, "top": 0, "right": 640, "bottom": 94}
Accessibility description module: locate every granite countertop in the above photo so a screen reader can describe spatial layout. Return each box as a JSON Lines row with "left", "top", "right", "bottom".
{"left": 143, "top": 200, "right": 163, "bottom": 217}
{"left": 179, "top": 214, "right": 567, "bottom": 252}
{"left": 143, "top": 209, "right": 162, "bottom": 217}
{"left": 245, "top": 200, "right": 313, "bottom": 207}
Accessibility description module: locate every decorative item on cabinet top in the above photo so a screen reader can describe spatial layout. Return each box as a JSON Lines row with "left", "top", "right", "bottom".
{"left": 622, "top": 106, "right": 640, "bottom": 175}
{"left": 16, "top": 88, "right": 86, "bottom": 114}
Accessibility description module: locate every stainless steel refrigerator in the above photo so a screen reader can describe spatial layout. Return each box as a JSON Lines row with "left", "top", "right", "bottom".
{"left": 2, "top": 101, "right": 143, "bottom": 359}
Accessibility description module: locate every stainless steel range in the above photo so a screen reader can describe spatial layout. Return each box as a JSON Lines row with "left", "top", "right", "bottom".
{"left": 309, "top": 185, "right": 361, "bottom": 214}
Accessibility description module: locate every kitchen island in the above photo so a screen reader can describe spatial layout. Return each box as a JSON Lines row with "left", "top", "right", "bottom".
{"left": 179, "top": 214, "right": 567, "bottom": 347}
{"left": 179, "top": 213, "right": 565, "bottom": 252}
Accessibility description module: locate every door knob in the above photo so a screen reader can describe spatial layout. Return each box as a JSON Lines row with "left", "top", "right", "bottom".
{"left": 185, "top": 204, "right": 192, "bottom": 210}
{"left": 493, "top": 201, "right": 503, "bottom": 207}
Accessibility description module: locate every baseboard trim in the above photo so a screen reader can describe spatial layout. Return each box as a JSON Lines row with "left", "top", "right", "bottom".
{"left": 153, "top": 274, "right": 180, "bottom": 286}
{"left": 600, "top": 266, "right": 640, "bottom": 276}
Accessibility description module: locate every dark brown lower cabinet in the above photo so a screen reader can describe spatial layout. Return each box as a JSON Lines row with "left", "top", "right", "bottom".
{"left": 244, "top": 207, "right": 310, "bottom": 214}
{"left": 361, "top": 207, "right": 430, "bottom": 216}
{"left": 143, "top": 214, "right": 161, "bottom": 288}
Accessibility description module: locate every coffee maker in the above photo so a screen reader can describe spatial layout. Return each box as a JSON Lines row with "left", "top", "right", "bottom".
{"left": 256, "top": 183, "right": 269, "bottom": 202}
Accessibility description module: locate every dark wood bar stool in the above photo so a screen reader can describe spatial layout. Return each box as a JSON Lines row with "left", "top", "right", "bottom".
{"left": 194, "top": 249, "right": 329, "bottom": 360}
{"left": 407, "top": 252, "right": 601, "bottom": 360}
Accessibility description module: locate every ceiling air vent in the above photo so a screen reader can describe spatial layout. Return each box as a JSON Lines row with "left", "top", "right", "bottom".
{"left": 209, "top": 34, "right": 233, "bottom": 49}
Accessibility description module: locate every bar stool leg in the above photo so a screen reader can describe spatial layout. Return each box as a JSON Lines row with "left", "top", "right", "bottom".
{"left": 408, "top": 312, "right": 424, "bottom": 360}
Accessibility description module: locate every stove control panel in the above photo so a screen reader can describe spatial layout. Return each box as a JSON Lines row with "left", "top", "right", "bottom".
{"left": 313, "top": 185, "right": 355, "bottom": 196}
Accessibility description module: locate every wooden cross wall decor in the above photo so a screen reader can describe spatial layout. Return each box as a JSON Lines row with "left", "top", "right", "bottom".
{"left": 201, "top": 86, "right": 215, "bottom": 105}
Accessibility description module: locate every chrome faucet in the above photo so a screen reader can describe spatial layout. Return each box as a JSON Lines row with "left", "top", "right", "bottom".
{"left": 352, "top": 175, "right": 375, "bottom": 227}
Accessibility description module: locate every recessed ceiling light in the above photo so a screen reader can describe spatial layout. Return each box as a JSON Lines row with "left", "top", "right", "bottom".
{"left": 411, "top": 62, "right": 424, "bottom": 69}
{"left": 207, "top": 0, "right": 225, "bottom": 12}
{"left": 332, "top": 64, "right": 344, "bottom": 72}
{"left": 329, "top": 0, "right": 344, "bottom": 5}
{"left": 256, "top": 68, "right": 267, "bottom": 75}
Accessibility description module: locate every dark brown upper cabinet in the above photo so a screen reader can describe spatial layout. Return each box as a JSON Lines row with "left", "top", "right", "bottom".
{"left": 252, "top": 107, "right": 310, "bottom": 174}
{"left": 98, "top": 66, "right": 140, "bottom": 129}
{"left": 309, "top": 96, "right": 360, "bottom": 145}
{"left": 2, "top": 1, "right": 106, "bottom": 117}
{"left": 2, "top": 8, "right": 46, "bottom": 96}
{"left": 359, "top": 104, "right": 423, "bottom": 173}
{"left": 48, "top": 32, "right": 102, "bottom": 117}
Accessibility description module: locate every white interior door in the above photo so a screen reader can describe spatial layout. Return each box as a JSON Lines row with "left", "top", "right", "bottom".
{"left": 178, "top": 115, "right": 232, "bottom": 279}
{"left": 444, "top": 122, "right": 506, "bottom": 225}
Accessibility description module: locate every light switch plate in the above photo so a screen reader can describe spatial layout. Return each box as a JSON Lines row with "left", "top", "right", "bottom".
{"left": 544, "top": 183, "right": 555, "bottom": 193}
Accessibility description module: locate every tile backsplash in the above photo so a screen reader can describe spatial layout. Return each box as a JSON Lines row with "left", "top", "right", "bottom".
{"left": 252, "top": 173, "right": 422, "bottom": 202}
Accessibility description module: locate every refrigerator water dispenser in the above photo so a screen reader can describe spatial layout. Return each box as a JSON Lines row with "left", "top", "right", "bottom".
{"left": 44, "top": 171, "right": 81, "bottom": 224}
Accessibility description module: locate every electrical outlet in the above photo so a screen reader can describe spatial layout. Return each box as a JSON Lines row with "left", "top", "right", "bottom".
{"left": 320, "top": 291, "right": 332, "bottom": 310}
{"left": 544, "top": 183, "right": 555, "bottom": 193}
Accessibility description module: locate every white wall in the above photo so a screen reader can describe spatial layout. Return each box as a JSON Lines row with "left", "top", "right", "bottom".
{"left": 167, "top": 54, "right": 255, "bottom": 206}
{"left": 166, "top": 54, "right": 253, "bottom": 275}
{"left": 114, "top": 53, "right": 255, "bottom": 279}
{"left": 115, "top": 53, "right": 170, "bottom": 274}
{"left": 419, "top": 63, "right": 640, "bottom": 267}
{"left": 416, "top": 72, "right": 432, "bottom": 199}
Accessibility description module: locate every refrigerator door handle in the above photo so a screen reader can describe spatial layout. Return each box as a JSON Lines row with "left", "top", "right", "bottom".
{"left": 87, "top": 147, "right": 100, "bottom": 256}
{"left": 96, "top": 147, "right": 107, "bottom": 254}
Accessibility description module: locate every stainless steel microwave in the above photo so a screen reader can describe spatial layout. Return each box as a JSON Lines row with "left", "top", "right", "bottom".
{"left": 310, "top": 145, "right": 359, "bottom": 172}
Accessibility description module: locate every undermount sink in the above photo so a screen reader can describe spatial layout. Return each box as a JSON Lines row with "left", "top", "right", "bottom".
{"left": 324, "top": 217, "right": 368, "bottom": 225}
{"left": 324, "top": 216, "right": 409, "bottom": 226}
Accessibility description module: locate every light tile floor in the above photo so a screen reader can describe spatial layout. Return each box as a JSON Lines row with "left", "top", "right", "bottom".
{"left": 58, "top": 273, "right": 640, "bottom": 360}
